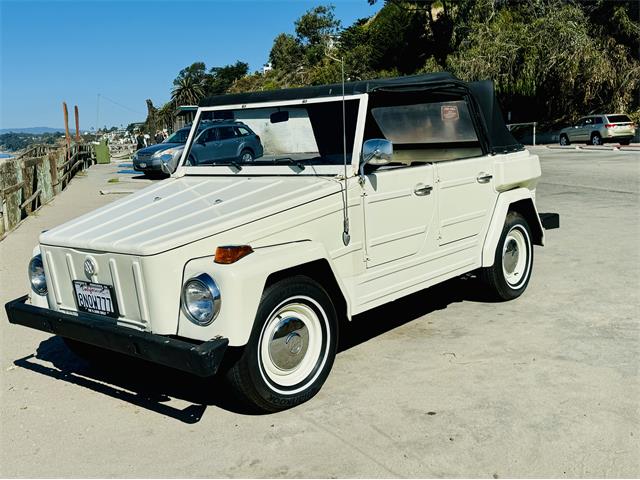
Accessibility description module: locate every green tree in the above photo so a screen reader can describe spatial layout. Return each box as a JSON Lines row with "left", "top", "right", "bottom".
{"left": 206, "top": 61, "right": 250, "bottom": 96}
{"left": 173, "top": 62, "right": 207, "bottom": 87}
{"left": 269, "top": 33, "right": 304, "bottom": 72}
{"left": 157, "top": 102, "right": 176, "bottom": 131}
{"left": 171, "top": 74, "right": 206, "bottom": 106}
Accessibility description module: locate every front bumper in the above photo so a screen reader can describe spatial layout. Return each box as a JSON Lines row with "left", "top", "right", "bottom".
{"left": 133, "top": 159, "right": 162, "bottom": 171}
{"left": 5, "top": 295, "right": 228, "bottom": 377}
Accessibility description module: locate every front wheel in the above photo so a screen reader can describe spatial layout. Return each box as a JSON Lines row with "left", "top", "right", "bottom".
{"left": 480, "top": 212, "right": 533, "bottom": 301}
{"left": 224, "top": 275, "right": 338, "bottom": 412}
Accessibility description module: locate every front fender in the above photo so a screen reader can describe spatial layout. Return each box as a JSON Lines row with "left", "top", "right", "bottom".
{"left": 481, "top": 188, "right": 544, "bottom": 267}
{"left": 177, "top": 241, "right": 348, "bottom": 346}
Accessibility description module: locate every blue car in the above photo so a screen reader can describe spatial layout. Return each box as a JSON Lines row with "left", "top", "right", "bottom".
{"left": 133, "top": 121, "right": 263, "bottom": 174}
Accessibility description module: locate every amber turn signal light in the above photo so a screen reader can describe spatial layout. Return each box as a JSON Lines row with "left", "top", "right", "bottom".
{"left": 214, "top": 245, "right": 254, "bottom": 264}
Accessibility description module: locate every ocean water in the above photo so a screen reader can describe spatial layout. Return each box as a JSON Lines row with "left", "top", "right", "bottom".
{"left": 0, "top": 153, "right": 14, "bottom": 159}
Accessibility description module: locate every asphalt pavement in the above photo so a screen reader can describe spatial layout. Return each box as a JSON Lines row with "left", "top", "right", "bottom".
{"left": 1, "top": 148, "right": 638, "bottom": 477}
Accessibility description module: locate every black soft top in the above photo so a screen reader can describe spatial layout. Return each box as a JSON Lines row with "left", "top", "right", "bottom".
{"left": 199, "top": 73, "right": 522, "bottom": 154}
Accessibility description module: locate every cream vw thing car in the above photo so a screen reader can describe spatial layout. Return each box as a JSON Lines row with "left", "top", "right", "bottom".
{"left": 6, "top": 74, "right": 558, "bottom": 412}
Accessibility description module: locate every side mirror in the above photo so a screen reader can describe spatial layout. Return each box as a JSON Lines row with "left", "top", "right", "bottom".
{"left": 359, "top": 138, "right": 393, "bottom": 180}
{"left": 270, "top": 111, "right": 289, "bottom": 123}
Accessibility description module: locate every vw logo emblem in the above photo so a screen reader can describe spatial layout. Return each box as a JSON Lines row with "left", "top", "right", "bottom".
{"left": 84, "top": 257, "right": 98, "bottom": 278}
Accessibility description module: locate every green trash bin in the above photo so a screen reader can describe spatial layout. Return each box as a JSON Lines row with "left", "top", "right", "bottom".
{"left": 95, "top": 141, "right": 110, "bottom": 164}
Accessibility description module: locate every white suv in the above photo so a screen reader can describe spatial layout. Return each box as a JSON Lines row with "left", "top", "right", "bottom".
{"left": 6, "top": 73, "right": 557, "bottom": 412}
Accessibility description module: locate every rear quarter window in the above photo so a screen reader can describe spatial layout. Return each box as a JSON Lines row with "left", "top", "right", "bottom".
{"left": 606, "top": 115, "right": 631, "bottom": 123}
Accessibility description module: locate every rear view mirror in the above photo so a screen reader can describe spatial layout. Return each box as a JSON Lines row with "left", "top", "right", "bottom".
{"left": 270, "top": 111, "right": 289, "bottom": 123}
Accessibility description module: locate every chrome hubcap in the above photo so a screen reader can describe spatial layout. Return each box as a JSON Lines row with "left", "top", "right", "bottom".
{"left": 242, "top": 153, "right": 252, "bottom": 162}
{"left": 502, "top": 227, "right": 529, "bottom": 287}
{"left": 503, "top": 239, "right": 519, "bottom": 274}
{"left": 259, "top": 299, "right": 326, "bottom": 391}
{"left": 268, "top": 317, "right": 309, "bottom": 371}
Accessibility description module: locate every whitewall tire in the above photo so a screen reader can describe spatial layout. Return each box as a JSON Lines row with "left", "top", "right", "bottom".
{"left": 481, "top": 212, "right": 534, "bottom": 300}
{"left": 224, "top": 275, "right": 338, "bottom": 412}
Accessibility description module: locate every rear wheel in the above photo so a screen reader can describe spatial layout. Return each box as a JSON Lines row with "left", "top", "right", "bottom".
{"left": 224, "top": 275, "right": 338, "bottom": 412}
{"left": 480, "top": 212, "right": 534, "bottom": 301}
{"left": 559, "top": 134, "right": 570, "bottom": 146}
{"left": 590, "top": 132, "right": 602, "bottom": 145}
{"left": 240, "top": 149, "right": 254, "bottom": 162}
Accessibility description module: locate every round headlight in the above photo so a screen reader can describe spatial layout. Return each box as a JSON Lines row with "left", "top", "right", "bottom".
{"left": 29, "top": 254, "right": 47, "bottom": 296}
{"left": 181, "top": 273, "right": 221, "bottom": 326}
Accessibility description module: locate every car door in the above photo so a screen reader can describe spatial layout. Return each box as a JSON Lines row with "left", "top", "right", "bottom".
{"left": 191, "top": 127, "right": 220, "bottom": 164}
{"left": 362, "top": 164, "right": 436, "bottom": 268}
{"left": 217, "top": 126, "right": 240, "bottom": 159}
{"left": 435, "top": 155, "right": 498, "bottom": 246}
{"left": 569, "top": 117, "right": 586, "bottom": 142}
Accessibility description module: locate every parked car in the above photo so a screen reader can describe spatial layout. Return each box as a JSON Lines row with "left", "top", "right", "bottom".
{"left": 132, "top": 126, "right": 192, "bottom": 175}
{"left": 187, "top": 121, "right": 263, "bottom": 166}
{"left": 559, "top": 114, "right": 636, "bottom": 146}
{"left": 6, "top": 73, "right": 558, "bottom": 412}
{"left": 133, "top": 121, "right": 263, "bottom": 174}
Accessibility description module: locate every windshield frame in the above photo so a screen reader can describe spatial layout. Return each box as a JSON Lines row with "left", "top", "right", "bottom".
{"left": 175, "top": 93, "right": 368, "bottom": 177}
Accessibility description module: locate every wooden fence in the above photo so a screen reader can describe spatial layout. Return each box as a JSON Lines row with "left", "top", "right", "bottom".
{"left": 0, "top": 143, "right": 95, "bottom": 240}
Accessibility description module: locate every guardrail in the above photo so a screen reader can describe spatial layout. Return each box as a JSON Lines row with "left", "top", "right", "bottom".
{"left": 0, "top": 143, "right": 95, "bottom": 240}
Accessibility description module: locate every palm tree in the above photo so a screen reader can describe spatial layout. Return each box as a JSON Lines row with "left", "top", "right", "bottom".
{"left": 158, "top": 102, "right": 176, "bottom": 131}
{"left": 171, "top": 75, "right": 206, "bottom": 106}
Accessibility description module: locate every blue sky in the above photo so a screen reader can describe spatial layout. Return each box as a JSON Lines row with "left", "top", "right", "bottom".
{"left": 0, "top": 0, "right": 381, "bottom": 130}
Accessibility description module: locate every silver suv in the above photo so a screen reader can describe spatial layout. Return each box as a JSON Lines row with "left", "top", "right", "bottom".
{"left": 559, "top": 114, "right": 636, "bottom": 146}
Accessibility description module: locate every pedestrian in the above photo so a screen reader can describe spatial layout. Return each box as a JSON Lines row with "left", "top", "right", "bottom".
{"left": 155, "top": 130, "right": 164, "bottom": 144}
{"left": 135, "top": 131, "right": 145, "bottom": 151}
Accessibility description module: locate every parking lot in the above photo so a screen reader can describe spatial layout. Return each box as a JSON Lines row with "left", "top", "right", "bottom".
{"left": 1, "top": 147, "right": 638, "bottom": 477}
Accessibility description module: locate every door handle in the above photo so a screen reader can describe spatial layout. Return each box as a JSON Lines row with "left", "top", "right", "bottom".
{"left": 414, "top": 183, "right": 433, "bottom": 196}
{"left": 476, "top": 172, "right": 493, "bottom": 184}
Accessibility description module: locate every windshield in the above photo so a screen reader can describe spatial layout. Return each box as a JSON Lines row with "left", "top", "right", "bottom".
{"left": 183, "top": 99, "right": 359, "bottom": 169}
{"left": 164, "top": 128, "right": 191, "bottom": 144}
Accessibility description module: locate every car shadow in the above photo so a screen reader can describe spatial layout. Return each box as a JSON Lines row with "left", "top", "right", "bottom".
{"left": 14, "top": 276, "right": 493, "bottom": 422}
{"left": 339, "top": 275, "right": 495, "bottom": 352}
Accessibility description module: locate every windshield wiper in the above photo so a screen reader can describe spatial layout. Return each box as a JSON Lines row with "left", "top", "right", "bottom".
{"left": 213, "top": 160, "right": 242, "bottom": 171}
{"left": 273, "top": 157, "right": 306, "bottom": 171}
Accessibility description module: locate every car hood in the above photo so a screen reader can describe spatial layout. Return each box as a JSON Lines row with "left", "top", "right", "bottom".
{"left": 136, "top": 143, "right": 183, "bottom": 155}
{"left": 40, "top": 175, "right": 341, "bottom": 256}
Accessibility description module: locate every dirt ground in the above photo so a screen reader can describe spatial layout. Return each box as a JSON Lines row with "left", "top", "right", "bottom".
{"left": 1, "top": 149, "right": 638, "bottom": 477}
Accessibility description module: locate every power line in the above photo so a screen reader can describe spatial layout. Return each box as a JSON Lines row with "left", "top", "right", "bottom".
{"left": 98, "top": 93, "right": 145, "bottom": 115}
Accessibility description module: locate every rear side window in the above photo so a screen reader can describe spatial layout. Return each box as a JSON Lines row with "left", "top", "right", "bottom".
{"left": 235, "top": 126, "right": 251, "bottom": 137}
{"left": 366, "top": 99, "right": 482, "bottom": 164}
{"left": 606, "top": 115, "right": 631, "bottom": 123}
{"left": 594, "top": 117, "right": 603, "bottom": 124}
{"left": 218, "top": 126, "right": 237, "bottom": 140}
{"left": 371, "top": 100, "right": 479, "bottom": 144}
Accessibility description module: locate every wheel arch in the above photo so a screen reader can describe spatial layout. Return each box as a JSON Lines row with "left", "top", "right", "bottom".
{"left": 265, "top": 258, "right": 348, "bottom": 325}
{"left": 482, "top": 188, "right": 544, "bottom": 267}
{"left": 178, "top": 241, "right": 351, "bottom": 347}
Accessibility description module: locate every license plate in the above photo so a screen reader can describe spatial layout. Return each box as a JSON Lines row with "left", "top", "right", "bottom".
{"left": 73, "top": 281, "right": 119, "bottom": 318}
{"left": 139, "top": 162, "right": 147, "bottom": 168}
